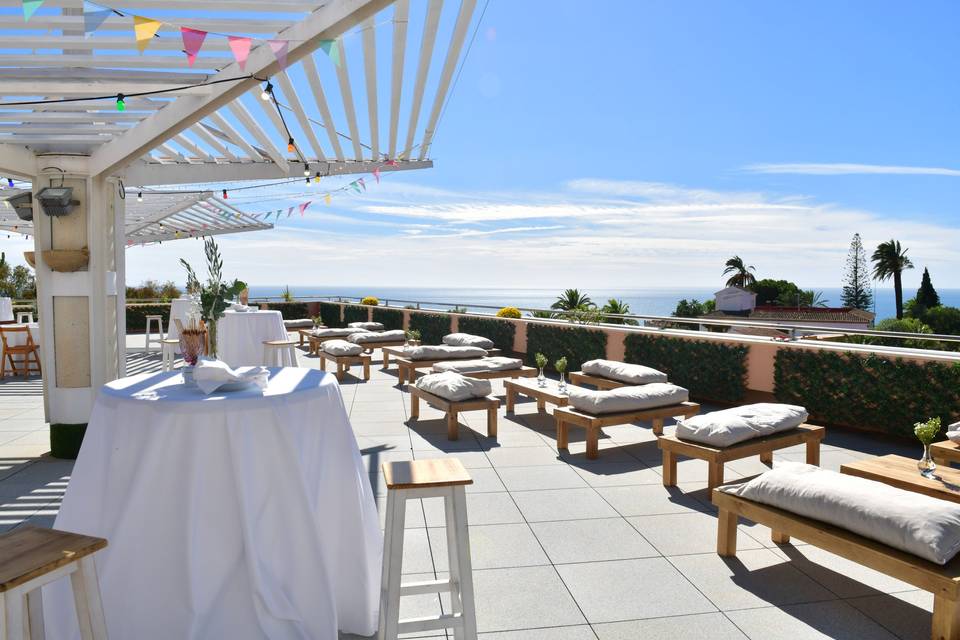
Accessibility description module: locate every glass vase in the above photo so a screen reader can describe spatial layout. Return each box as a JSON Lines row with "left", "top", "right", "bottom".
{"left": 918, "top": 443, "right": 937, "bottom": 477}
{"left": 558, "top": 372, "right": 567, "bottom": 394}
{"left": 537, "top": 368, "right": 546, "bottom": 387}
{"left": 206, "top": 318, "right": 218, "bottom": 358}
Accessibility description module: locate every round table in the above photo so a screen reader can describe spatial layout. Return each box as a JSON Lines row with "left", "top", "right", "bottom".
{"left": 217, "top": 310, "right": 287, "bottom": 368}
{"left": 164, "top": 297, "right": 196, "bottom": 341}
{"left": 0, "top": 297, "right": 12, "bottom": 322}
{"left": 47, "top": 367, "right": 381, "bottom": 639}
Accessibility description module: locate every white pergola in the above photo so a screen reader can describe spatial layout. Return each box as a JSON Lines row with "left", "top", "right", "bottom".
{"left": 0, "top": 189, "right": 272, "bottom": 245}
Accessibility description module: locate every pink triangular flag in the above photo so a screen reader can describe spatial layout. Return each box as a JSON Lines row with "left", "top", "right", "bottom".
{"left": 228, "top": 36, "right": 252, "bottom": 71}
{"left": 181, "top": 27, "right": 207, "bottom": 67}
{"left": 299, "top": 201, "right": 312, "bottom": 216}
{"left": 268, "top": 39, "right": 289, "bottom": 70}
{"left": 372, "top": 167, "right": 381, "bottom": 183}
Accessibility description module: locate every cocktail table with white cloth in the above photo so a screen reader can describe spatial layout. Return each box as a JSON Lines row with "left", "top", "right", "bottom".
{"left": 0, "top": 296, "right": 12, "bottom": 322}
{"left": 164, "top": 297, "right": 196, "bottom": 341}
{"left": 45, "top": 367, "right": 382, "bottom": 639}
{"left": 216, "top": 309, "right": 287, "bottom": 367}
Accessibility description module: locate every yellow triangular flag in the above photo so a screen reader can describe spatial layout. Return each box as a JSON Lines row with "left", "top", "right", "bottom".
{"left": 133, "top": 15, "right": 162, "bottom": 53}
{"left": 324, "top": 194, "right": 331, "bottom": 205}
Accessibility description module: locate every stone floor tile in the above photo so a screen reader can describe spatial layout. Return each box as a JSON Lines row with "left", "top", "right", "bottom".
{"left": 724, "top": 600, "right": 898, "bottom": 639}
{"left": 593, "top": 612, "right": 747, "bottom": 639}
{"left": 530, "top": 518, "right": 658, "bottom": 564}
{"left": 428, "top": 523, "right": 549, "bottom": 571}
{"left": 847, "top": 589, "right": 932, "bottom": 640}
{"left": 422, "top": 492, "right": 523, "bottom": 527}
{"left": 473, "top": 566, "right": 586, "bottom": 633}
{"left": 512, "top": 488, "right": 619, "bottom": 523}
{"left": 496, "top": 465, "right": 588, "bottom": 492}
{"left": 595, "top": 483, "right": 712, "bottom": 517}
{"left": 626, "top": 511, "right": 764, "bottom": 556}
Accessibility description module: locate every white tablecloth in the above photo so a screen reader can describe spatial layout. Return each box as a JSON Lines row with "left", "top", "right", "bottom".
{"left": 47, "top": 367, "right": 381, "bottom": 639}
{"left": 217, "top": 310, "right": 287, "bottom": 368}
{"left": 165, "top": 298, "right": 196, "bottom": 341}
{"left": 0, "top": 297, "right": 12, "bottom": 322}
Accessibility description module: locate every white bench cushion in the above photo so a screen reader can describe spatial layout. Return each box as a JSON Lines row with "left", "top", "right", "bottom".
{"left": 283, "top": 319, "right": 314, "bottom": 329}
{"left": 581, "top": 359, "right": 668, "bottom": 384}
{"left": 417, "top": 371, "right": 492, "bottom": 401}
{"left": 409, "top": 345, "right": 487, "bottom": 361}
{"left": 567, "top": 383, "right": 689, "bottom": 415}
{"left": 443, "top": 333, "right": 495, "bottom": 350}
{"left": 349, "top": 329, "right": 406, "bottom": 344}
{"left": 433, "top": 357, "right": 523, "bottom": 374}
{"left": 675, "top": 403, "right": 809, "bottom": 448}
{"left": 348, "top": 321, "right": 384, "bottom": 331}
{"left": 312, "top": 327, "right": 368, "bottom": 338}
{"left": 720, "top": 462, "right": 960, "bottom": 565}
{"left": 322, "top": 340, "right": 363, "bottom": 357}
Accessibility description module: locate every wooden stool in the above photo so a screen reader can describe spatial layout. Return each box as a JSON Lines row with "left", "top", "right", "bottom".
{"left": 262, "top": 340, "right": 297, "bottom": 366}
{"left": 0, "top": 526, "right": 108, "bottom": 639}
{"left": 15, "top": 311, "right": 33, "bottom": 324}
{"left": 143, "top": 315, "right": 164, "bottom": 353}
{"left": 379, "top": 459, "right": 477, "bottom": 640}
{"left": 161, "top": 338, "right": 180, "bottom": 372}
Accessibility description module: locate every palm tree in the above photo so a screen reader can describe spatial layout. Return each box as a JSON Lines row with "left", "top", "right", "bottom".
{"left": 799, "top": 290, "right": 829, "bottom": 308}
{"left": 722, "top": 256, "right": 757, "bottom": 288}
{"left": 872, "top": 239, "right": 914, "bottom": 319}
{"left": 551, "top": 288, "right": 594, "bottom": 311}
{"left": 601, "top": 298, "right": 639, "bottom": 325}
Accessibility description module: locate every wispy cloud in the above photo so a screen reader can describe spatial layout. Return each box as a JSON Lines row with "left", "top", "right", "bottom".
{"left": 744, "top": 163, "right": 960, "bottom": 177}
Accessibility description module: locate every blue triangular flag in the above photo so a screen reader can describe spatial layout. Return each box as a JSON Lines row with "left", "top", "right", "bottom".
{"left": 319, "top": 39, "right": 341, "bottom": 67}
{"left": 83, "top": 1, "right": 111, "bottom": 36}
{"left": 23, "top": 0, "right": 44, "bottom": 21}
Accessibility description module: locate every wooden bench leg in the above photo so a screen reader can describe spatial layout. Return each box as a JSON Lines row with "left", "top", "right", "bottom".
{"left": 586, "top": 426, "right": 600, "bottom": 460}
{"left": 652, "top": 418, "right": 664, "bottom": 436}
{"left": 933, "top": 595, "right": 960, "bottom": 640}
{"left": 806, "top": 439, "right": 821, "bottom": 466}
{"left": 759, "top": 450, "right": 774, "bottom": 466}
{"left": 382, "top": 351, "right": 391, "bottom": 368}
{"left": 410, "top": 393, "right": 419, "bottom": 420}
{"left": 717, "top": 508, "right": 738, "bottom": 557}
{"left": 319, "top": 356, "right": 327, "bottom": 371}
{"left": 537, "top": 397, "right": 546, "bottom": 413}
{"left": 707, "top": 462, "right": 724, "bottom": 491}
{"left": 505, "top": 387, "right": 515, "bottom": 414}
{"left": 771, "top": 530, "right": 791, "bottom": 545}
{"left": 363, "top": 359, "right": 370, "bottom": 381}
{"left": 487, "top": 406, "right": 498, "bottom": 439}
{"left": 662, "top": 449, "right": 677, "bottom": 487}
{"left": 556, "top": 417, "right": 568, "bottom": 450}
{"left": 447, "top": 410, "right": 459, "bottom": 441}
{"left": 398, "top": 365, "right": 406, "bottom": 385}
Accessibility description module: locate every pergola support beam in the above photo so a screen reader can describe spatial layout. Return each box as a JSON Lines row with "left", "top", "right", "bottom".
{"left": 122, "top": 159, "right": 432, "bottom": 185}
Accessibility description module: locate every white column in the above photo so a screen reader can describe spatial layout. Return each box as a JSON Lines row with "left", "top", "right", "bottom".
{"left": 31, "top": 157, "right": 124, "bottom": 425}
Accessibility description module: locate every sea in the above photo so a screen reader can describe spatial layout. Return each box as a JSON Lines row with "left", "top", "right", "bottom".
{"left": 246, "top": 286, "right": 960, "bottom": 323}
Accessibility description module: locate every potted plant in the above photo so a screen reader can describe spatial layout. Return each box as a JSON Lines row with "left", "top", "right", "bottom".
{"left": 535, "top": 352, "right": 548, "bottom": 388}
{"left": 555, "top": 356, "right": 568, "bottom": 393}
{"left": 311, "top": 315, "right": 323, "bottom": 329}
{"left": 405, "top": 329, "right": 421, "bottom": 348}
{"left": 914, "top": 416, "right": 942, "bottom": 477}
{"left": 179, "top": 238, "right": 246, "bottom": 358}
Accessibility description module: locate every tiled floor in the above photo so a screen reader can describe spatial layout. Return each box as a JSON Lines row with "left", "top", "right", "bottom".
{"left": 0, "top": 335, "right": 929, "bottom": 639}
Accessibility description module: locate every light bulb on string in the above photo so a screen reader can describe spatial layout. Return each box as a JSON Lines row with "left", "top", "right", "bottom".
{"left": 116, "top": 93, "right": 125, "bottom": 111}
{"left": 260, "top": 81, "right": 273, "bottom": 101}
{"left": 136, "top": 191, "right": 143, "bottom": 203}
{"left": 6, "top": 178, "right": 13, "bottom": 188}
{"left": 222, "top": 189, "right": 228, "bottom": 199}
{"left": 303, "top": 163, "right": 310, "bottom": 177}
{"left": 314, "top": 173, "right": 321, "bottom": 184}
{"left": 305, "top": 176, "right": 310, "bottom": 185}
{"left": 287, "top": 138, "right": 295, "bottom": 153}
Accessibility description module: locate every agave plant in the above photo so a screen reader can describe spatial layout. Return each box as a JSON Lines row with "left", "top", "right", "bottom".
{"left": 179, "top": 238, "right": 246, "bottom": 356}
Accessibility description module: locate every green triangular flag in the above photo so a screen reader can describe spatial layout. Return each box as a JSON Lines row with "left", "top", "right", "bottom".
{"left": 23, "top": 0, "right": 44, "bottom": 21}
{"left": 319, "top": 39, "right": 341, "bottom": 67}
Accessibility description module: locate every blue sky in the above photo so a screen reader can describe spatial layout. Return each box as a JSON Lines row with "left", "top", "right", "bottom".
{"left": 7, "top": 0, "right": 960, "bottom": 291}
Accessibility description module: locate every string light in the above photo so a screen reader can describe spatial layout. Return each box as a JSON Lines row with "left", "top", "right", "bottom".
{"left": 303, "top": 163, "right": 310, "bottom": 177}
{"left": 287, "top": 138, "right": 295, "bottom": 153}
{"left": 6, "top": 179, "right": 13, "bottom": 188}
{"left": 116, "top": 93, "right": 125, "bottom": 111}
{"left": 260, "top": 81, "right": 274, "bottom": 101}
{"left": 222, "top": 189, "right": 228, "bottom": 199}
{"left": 314, "top": 172, "right": 321, "bottom": 183}
{"left": 305, "top": 176, "right": 310, "bottom": 185}
{"left": 136, "top": 191, "right": 143, "bottom": 202}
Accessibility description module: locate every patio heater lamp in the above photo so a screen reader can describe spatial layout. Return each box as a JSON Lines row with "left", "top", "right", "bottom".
{"left": 6, "top": 192, "right": 33, "bottom": 221}
{"left": 36, "top": 187, "right": 78, "bottom": 217}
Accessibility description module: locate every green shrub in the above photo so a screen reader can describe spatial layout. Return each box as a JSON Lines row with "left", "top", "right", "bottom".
{"left": 344, "top": 305, "right": 369, "bottom": 325}
{"left": 372, "top": 307, "right": 404, "bottom": 330}
{"left": 458, "top": 316, "right": 516, "bottom": 351}
{"left": 126, "top": 303, "right": 170, "bottom": 333}
{"left": 497, "top": 306, "right": 521, "bottom": 319}
{"left": 319, "top": 302, "right": 343, "bottom": 327}
{"left": 409, "top": 312, "right": 451, "bottom": 345}
{"left": 526, "top": 323, "right": 607, "bottom": 372}
{"left": 624, "top": 334, "right": 748, "bottom": 403}
{"left": 264, "top": 301, "right": 309, "bottom": 319}
{"left": 774, "top": 349, "right": 960, "bottom": 438}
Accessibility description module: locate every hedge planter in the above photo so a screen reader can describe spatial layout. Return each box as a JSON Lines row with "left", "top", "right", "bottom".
{"left": 126, "top": 304, "right": 171, "bottom": 333}
{"left": 408, "top": 312, "right": 452, "bottom": 346}
{"left": 344, "top": 305, "right": 370, "bottom": 326}
{"left": 264, "top": 301, "right": 309, "bottom": 319}
{"left": 458, "top": 316, "right": 516, "bottom": 352}
{"left": 51, "top": 423, "right": 87, "bottom": 459}
{"left": 526, "top": 323, "right": 607, "bottom": 372}
{"left": 775, "top": 349, "right": 960, "bottom": 438}
{"left": 319, "top": 302, "right": 344, "bottom": 328}
{"left": 372, "top": 307, "right": 404, "bottom": 331}
{"left": 625, "top": 334, "right": 748, "bottom": 403}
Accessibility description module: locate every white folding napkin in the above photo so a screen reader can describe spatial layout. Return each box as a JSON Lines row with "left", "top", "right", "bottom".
{"left": 192, "top": 359, "right": 269, "bottom": 395}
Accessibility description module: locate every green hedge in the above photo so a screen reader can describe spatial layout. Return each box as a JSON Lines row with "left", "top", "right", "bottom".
{"left": 625, "top": 334, "right": 748, "bottom": 403}
{"left": 458, "top": 316, "right": 516, "bottom": 352}
{"left": 372, "top": 307, "right": 404, "bottom": 331}
{"left": 126, "top": 304, "right": 170, "bottom": 333}
{"left": 775, "top": 349, "right": 960, "bottom": 438}
{"left": 526, "top": 323, "right": 607, "bottom": 372}
{"left": 409, "top": 312, "right": 452, "bottom": 345}
{"left": 264, "top": 301, "right": 309, "bottom": 319}
{"left": 319, "top": 302, "right": 343, "bottom": 327}
{"left": 344, "top": 305, "right": 369, "bottom": 325}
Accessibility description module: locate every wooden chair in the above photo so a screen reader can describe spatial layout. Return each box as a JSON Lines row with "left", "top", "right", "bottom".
{"left": 552, "top": 402, "right": 700, "bottom": 459}
{"left": 318, "top": 350, "right": 372, "bottom": 382}
{"left": 713, "top": 484, "right": 960, "bottom": 640}
{"left": 408, "top": 385, "right": 499, "bottom": 441}
{"left": 379, "top": 460, "right": 477, "bottom": 640}
{"left": 0, "top": 526, "right": 109, "bottom": 639}
{"left": 262, "top": 340, "right": 297, "bottom": 367}
{"left": 0, "top": 325, "right": 41, "bottom": 378}
{"left": 659, "top": 424, "right": 824, "bottom": 491}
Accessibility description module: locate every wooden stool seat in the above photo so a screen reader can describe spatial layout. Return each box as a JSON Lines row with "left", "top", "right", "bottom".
{"left": 263, "top": 339, "right": 296, "bottom": 346}
{"left": 262, "top": 339, "right": 297, "bottom": 367}
{"left": 0, "top": 526, "right": 109, "bottom": 639}
{"left": 382, "top": 459, "right": 474, "bottom": 490}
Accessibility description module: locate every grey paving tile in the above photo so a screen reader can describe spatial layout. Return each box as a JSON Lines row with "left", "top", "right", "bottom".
{"left": 484, "top": 431, "right": 553, "bottom": 448}
{"left": 556, "top": 558, "right": 717, "bottom": 623}
{"left": 847, "top": 590, "right": 932, "bottom": 640}
{"left": 478, "top": 626, "right": 596, "bottom": 639}
{"left": 595, "top": 483, "right": 711, "bottom": 517}
{"left": 422, "top": 493, "right": 523, "bottom": 527}
{"left": 486, "top": 446, "right": 564, "bottom": 468}
{"left": 569, "top": 462, "right": 662, "bottom": 487}
{"left": 770, "top": 544, "right": 916, "bottom": 598}
{"left": 413, "top": 449, "right": 492, "bottom": 469}
{"left": 512, "top": 488, "right": 619, "bottom": 522}
{"left": 473, "top": 566, "right": 586, "bottom": 633}
{"left": 530, "top": 518, "right": 658, "bottom": 564}
{"left": 496, "top": 465, "right": 588, "bottom": 492}
{"left": 725, "top": 600, "right": 899, "bottom": 639}
{"left": 428, "top": 523, "right": 549, "bottom": 571}
{"left": 627, "top": 511, "right": 764, "bottom": 556}
{"left": 463, "top": 468, "right": 507, "bottom": 493}
{"left": 594, "top": 612, "right": 747, "bottom": 639}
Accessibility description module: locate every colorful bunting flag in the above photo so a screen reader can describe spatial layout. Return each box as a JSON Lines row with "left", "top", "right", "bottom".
{"left": 319, "top": 39, "right": 341, "bottom": 67}
{"left": 268, "top": 39, "right": 289, "bottom": 70}
{"left": 181, "top": 27, "right": 207, "bottom": 67}
{"left": 22, "top": 0, "right": 43, "bottom": 21}
{"left": 350, "top": 180, "right": 362, "bottom": 194}
{"left": 324, "top": 194, "right": 332, "bottom": 205}
{"left": 358, "top": 177, "right": 366, "bottom": 191}
{"left": 299, "top": 201, "right": 312, "bottom": 216}
{"left": 287, "top": 206, "right": 294, "bottom": 218}
{"left": 228, "top": 36, "right": 253, "bottom": 70}
{"left": 83, "top": 1, "right": 112, "bottom": 36}
{"left": 385, "top": 159, "right": 398, "bottom": 166}
{"left": 373, "top": 167, "right": 381, "bottom": 183}
{"left": 133, "top": 15, "right": 162, "bottom": 53}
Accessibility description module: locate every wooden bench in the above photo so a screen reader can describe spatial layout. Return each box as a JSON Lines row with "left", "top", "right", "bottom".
{"left": 568, "top": 371, "right": 628, "bottom": 390}
{"left": 408, "top": 385, "right": 500, "bottom": 440}
{"left": 297, "top": 326, "right": 325, "bottom": 347}
{"left": 460, "top": 366, "right": 537, "bottom": 381}
{"left": 932, "top": 440, "right": 960, "bottom": 467}
{"left": 355, "top": 339, "right": 407, "bottom": 355}
{"left": 713, "top": 484, "right": 960, "bottom": 640}
{"left": 553, "top": 401, "right": 700, "bottom": 459}
{"left": 659, "top": 424, "right": 824, "bottom": 491}
{"left": 394, "top": 349, "right": 502, "bottom": 384}
{"left": 318, "top": 350, "right": 372, "bottom": 382}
